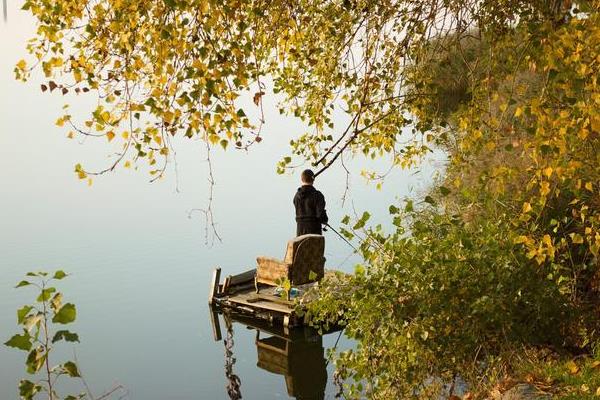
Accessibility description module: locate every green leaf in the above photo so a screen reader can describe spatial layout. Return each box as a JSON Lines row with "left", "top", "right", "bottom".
{"left": 340, "top": 228, "right": 354, "bottom": 240}
{"left": 26, "top": 271, "right": 47, "bottom": 277}
{"left": 52, "top": 303, "right": 77, "bottom": 324}
{"left": 309, "top": 270, "right": 318, "bottom": 281}
{"left": 353, "top": 220, "right": 366, "bottom": 230}
{"left": 16, "top": 280, "right": 32, "bottom": 288}
{"left": 52, "top": 330, "right": 80, "bottom": 343}
{"left": 439, "top": 186, "right": 451, "bottom": 196}
{"left": 64, "top": 395, "right": 86, "bottom": 400}
{"left": 63, "top": 361, "right": 81, "bottom": 377}
{"left": 388, "top": 205, "right": 400, "bottom": 214}
{"left": 404, "top": 200, "right": 414, "bottom": 213}
{"left": 4, "top": 332, "right": 32, "bottom": 351}
{"left": 52, "top": 270, "right": 68, "bottom": 280}
{"left": 282, "top": 278, "right": 291, "bottom": 292}
{"left": 17, "top": 306, "right": 34, "bottom": 324}
{"left": 37, "top": 287, "right": 56, "bottom": 302}
{"left": 424, "top": 195, "right": 436, "bottom": 206}
{"left": 341, "top": 215, "right": 350, "bottom": 225}
{"left": 18, "top": 380, "right": 42, "bottom": 400}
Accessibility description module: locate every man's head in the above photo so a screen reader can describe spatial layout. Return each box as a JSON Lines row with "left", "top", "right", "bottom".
{"left": 301, "top": 169, "right": 315, "bottom": 185}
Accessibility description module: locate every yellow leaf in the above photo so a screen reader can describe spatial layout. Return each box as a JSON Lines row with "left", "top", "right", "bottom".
{"left": 67, "top": 131, "right": 74, "bottom": 139}
{"left": 73, "top": 69, "right": 82, "bottom": 83}
{"left": 570, "top": 233, "right": 584, "bottom": 244}
{"left": 163, "top": 111, "right": 174, "bottom": 124}
{"left": 122, "top": 131, "right": 129, "bottom": 139}
{"left": 585, "top": 182, "right": 593, "bottom": 192}
{"left": 77, "top": 170, "right": 87, "bottom": 180}
{"left": 106, "top": 131, "right": 115, "bottom": 142}
{"left": 542, "top": 234, "right": 552, "bottom": 247}
{"left": 55, "top": 117, "right": 65, "bottom": 127}
{"left": 591, "top": 117, "right": 600, "bottom": 133}
{"left": 535, "top": 253, "right": 547, "bottom": 264}
{"left": 16, "top": 59, "right": 27, "bottom": 70}
{"left": 200, "top": 0, "right": 209, "bottom": 13}
{"left": 87, "top": 178, "right": 93, "bottom": 187}
{"left": 543, "top": 167, "right": 553, "bottom": 178}
{"left": 514, "top": 235, "right": 529, "bottom": 244}
{"left": 124, "top": 161, "right": 131, "bottom": 169}
{"left": 514, "top": 107, "right": 523, "bottom": 117}
{"left": 522, "top": 202, "right": 532, "bottom": 213}
{"left": 208, "top": 134, "right": 220, "bottom": 145}
{"left": 582, "top": 384, "right": 590, "bottom": 393}
{"left": 567, "top": 360, "right": 580, "bottom": 375}
{"left": 540, "top": 181, "right": 551, "bottom": 197}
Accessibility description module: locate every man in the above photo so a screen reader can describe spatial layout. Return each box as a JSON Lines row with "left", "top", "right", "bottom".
{"left": 293, "top": 169, "right": 328, "bottom": 236}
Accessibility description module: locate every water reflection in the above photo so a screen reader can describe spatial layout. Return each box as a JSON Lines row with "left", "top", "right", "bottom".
{"left": 210, "top": 309, "right": 329, "bottom": 400}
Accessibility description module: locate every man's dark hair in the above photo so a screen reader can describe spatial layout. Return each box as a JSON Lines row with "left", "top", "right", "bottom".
{"left": 301, "top": 169, "right": 315, "bottom": 183}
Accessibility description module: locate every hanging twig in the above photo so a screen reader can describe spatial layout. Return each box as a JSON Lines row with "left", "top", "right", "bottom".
{"left": 188, "top": 140, "right": 222, "bottom": 246}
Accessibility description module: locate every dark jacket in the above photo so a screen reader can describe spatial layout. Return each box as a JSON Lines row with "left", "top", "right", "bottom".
{"left": 293, "top": 185, "right": 328, "bottom": 236}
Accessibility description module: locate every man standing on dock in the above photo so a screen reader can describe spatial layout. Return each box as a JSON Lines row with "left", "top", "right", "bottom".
{"left": 293, "top": 169, "right": 328, "bottom": 236}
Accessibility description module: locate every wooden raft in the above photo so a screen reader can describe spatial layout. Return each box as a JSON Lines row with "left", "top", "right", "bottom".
{"left": 208, "top": 267, "right": 316, "bottom": 328}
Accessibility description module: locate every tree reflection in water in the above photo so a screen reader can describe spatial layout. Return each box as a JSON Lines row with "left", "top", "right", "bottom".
{"left": 213, "top": 310, "right": 328, "bottom": 400}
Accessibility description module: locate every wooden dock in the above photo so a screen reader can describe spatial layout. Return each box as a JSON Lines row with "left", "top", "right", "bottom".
{"left": 208, "top": 267, "right": 316, "bottom": 328}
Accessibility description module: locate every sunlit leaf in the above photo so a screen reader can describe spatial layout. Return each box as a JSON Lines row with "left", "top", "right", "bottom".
{"left": 52, "top": 303, "right": 77, "bottom": 324}
{"left": 4, "top": 333, "right": 32, "bottom": 351}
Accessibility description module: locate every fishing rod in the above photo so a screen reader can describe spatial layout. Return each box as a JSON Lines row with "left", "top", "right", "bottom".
{"left": 323, "top": 223, "right": 359, "bottom": 253}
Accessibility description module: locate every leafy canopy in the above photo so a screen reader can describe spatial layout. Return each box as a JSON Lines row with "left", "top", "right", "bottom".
{"left": 17, "top": 0, "right": 557, "bottom": 178}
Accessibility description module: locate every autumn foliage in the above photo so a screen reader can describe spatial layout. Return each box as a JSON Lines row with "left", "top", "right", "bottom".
{"left": 14, "top": 0, "right": 600, "bottom": 398}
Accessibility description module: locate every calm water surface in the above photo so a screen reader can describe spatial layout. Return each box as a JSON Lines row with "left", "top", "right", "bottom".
{"left": 0, "top": 3, "right": 437, "bottom": 399}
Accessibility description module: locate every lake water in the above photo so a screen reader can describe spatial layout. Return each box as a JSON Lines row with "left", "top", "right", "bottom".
{"left": 0, "top": 3, "right": 438, "bottom": 399}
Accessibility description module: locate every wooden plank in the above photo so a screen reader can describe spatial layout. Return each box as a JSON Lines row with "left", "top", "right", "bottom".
{"left": 227, "top": 281, "right": 255, "bottom": 295}
{"left": 208, "top": 267, "right": 221, "bottom": 305}
{"left": 247, "top": 293, "right": 294, "bottom": 307}
{"left": 227, "top": 292, "right": 294, "bottom": 314}
{"left": 223, "top": 276, "right": 231, "bottom": 294}
{"left": 257, "top": 341, "right": 289, "bottom": 356}
{"left": 228, "top": 269, "right": 256, "bottom": 286}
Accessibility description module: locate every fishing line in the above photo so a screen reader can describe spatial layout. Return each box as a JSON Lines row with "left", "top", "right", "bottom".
{"left": 325, "top": 328, "right": 345, "bottom": 367}
{"left": 323, "top": 223, "right": 359, "bottom": 253}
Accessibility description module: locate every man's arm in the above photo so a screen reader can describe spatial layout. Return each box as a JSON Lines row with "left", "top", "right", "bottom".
{"left": 316, "top": 192, "right": 328, "bottom": 225}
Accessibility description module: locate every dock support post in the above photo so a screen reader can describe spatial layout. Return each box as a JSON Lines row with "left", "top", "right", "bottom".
{"left": 209, "top": 309, "right": 222, "bottom": 341}
{"left": 208, "top": 267, "right": 221, "bottom": 305}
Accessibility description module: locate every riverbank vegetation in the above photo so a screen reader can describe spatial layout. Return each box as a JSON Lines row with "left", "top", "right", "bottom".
{"left": 304, "top": 2, "right": 600, "bottom": 398}
{"left": 14, "top": 0, "right": 600, "bottom": 398}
